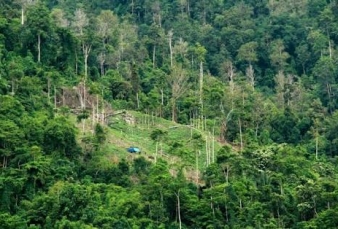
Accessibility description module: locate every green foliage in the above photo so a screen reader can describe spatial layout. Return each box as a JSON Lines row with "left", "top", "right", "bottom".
{"left": 43, "top": 116, "right": 79, "bottom": 158}
{"left": 94, "top": 123, "right": 106, "bottom": 145}
{"left": 0, "top": 213, "right": 27, "bottom": 228}
{"left": 2, "top": 0, "right": 338, "bottom": 228}
{"left": 77, "top": 109, "right": 89, "bottom": 122}
{"left": 270, "top": 108, "right": 301, "bottom": 144}
{"left": 150, "top": 129, "right": 168, "bottom": 142}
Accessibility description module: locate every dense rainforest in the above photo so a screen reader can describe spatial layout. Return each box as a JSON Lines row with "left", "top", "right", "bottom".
{"left": 2, "top": 0, "right": 338, "bottom": 228}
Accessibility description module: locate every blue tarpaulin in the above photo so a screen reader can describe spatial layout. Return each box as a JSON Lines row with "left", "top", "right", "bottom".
{"left": 127, "top": 147, "right": 141, "bottom": 153}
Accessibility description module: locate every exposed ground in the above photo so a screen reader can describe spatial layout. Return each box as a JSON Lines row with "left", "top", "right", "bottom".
{"left": 77, "top": 110, "right": 231, "bottom": 185}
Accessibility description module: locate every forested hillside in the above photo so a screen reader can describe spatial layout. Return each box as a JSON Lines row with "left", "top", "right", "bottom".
{"left": 1, "top": 0, "right": 338, "bottom": 228}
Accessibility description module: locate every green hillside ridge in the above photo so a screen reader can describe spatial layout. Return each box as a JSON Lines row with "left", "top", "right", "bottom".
{"left": 3, "top": 0, "right": 338, "bottom": 228}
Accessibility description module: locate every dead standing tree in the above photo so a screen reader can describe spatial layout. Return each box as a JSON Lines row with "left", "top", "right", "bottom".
{"left": 16, "top": 0, "right": 36, "bottom": 25}
{"left": 71, "top": 8, "right": 92, "bottom": 132}
{"left": 58, "top": 84, "right": 113, "bottom": 126}
{"left": 219, "top": 60, "right": 236, "bottom": 143}
{"left": 168, "top": 64, "right": 189, "bottom": 122}
{"left": 96, "top": 10, "right": 118, "bottom": 76}
{"left": 168, "top": 29, "right": 174, "bottom": 68}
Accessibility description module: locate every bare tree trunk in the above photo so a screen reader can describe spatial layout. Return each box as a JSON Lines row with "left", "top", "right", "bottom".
{"left": 54, "top": 85, "right": 57, "bottom": 109}
{"left": 227, "top": 61, "right": 235, "bottom": 109}
{"left": 153, "top": 45, "right": 156, "bottom": 68}
{"left": 175, "top": 190, "right": 182, "bottom": 229}
{"left": 275, "top": 70, "right": 286, "bottom": 110}
{"left": 246, "top": 63, "right": 255, "bottom": 91}
{"left": 83, "top": 80, "right": 86, "bottom": 110}
{"left": 21, "top": 8, "right": 24, "bottom": 25}
{"left": 11, "top": 78, "right": 15, "bottom": 95}
{"left": 47, "top": 77, "right": 51, "bottom": 102}
{"left": 211, "top": 196, "right": 215, "bottom": 217}
{"left": 168, "top": 30, "right": 173, "bottom": 68}
{"left": 196, "top": 150, "right": 199, "bottom": 184}
{"left": 101, "top": 89, "right": 105, "bottom": 125}
{"left": 76, "top": 84, "right": 86, "bottom": 133}
{"left": 202, "top": 0, "right": 206, "bottom": 24}
{"left": 82, "top": 44, "right": 92, "bottom": 136}
{"left": 212, "top": 127, "right": 215, "bottom": 163}
{"left": 205, "top": 136, "right": 209, "bottom": 166}
{"left": 327, "top": 82, "right": 332, "bottom": 113}
{"left": 83, "top": 44, "right": 91, "bottom": 81}
{"left": 3, "top": 156, "right": 7, "bottom": 168}
{"left": 155, "top": 141, "right": 158, "bottom": 163}
{"left": 96, "top": 94, "right": 99, "bottom": 124}
{"left": 327, "top": 29, "right": 332, "bottom": 59}
{"left": 169, "top": 64, "right": 188, "bottom": 122}
{"left": 75, "top": 50, "right": 78, "bottom": 75}
{"left": 77, "top": 86, "right": 84, "bottom": 109}
{"left": 180, "top": 0, "right": 184, "bottom": 17}
{"left": 208, "top": 132, "right": 212, "bottom": 164}
{"left": 37, "top": 34, "right": 41, "bottom": 63}
{"left": 199, "top": 61, "right": 204, "bottom": 115}
{"left": 329, "top": 39, "right": 332, "bottom": 59}
{"left": 315, "top": 131, "right": 319, "bottom": 160}
{"left": 136, "top": 92, "right": 140, "bottom": 109}
{"left": 92, "top": 103, "right": 95, "bottom": 128}
{"left": 62, "top": 88, "right": 65, "bottom": 106}
{"left": 187, "top": 0, "right": 190, "bottom": 16}
{"left": 171, "top": 98, "right": 176, "bottom": 122}
{"left": 255, "top": 122, "right": 259, "bottom": 138}
{"left": 158, "top": 13, "right": 162, "bottom": 28}
{"left": 99, "top": 53, "right": 105, "bottom": 76}
{"left": 161, "top": 89, "right": 164, "bottom": 106}
{"left": 239, "top": 118, "right": 243, "bottom": 151}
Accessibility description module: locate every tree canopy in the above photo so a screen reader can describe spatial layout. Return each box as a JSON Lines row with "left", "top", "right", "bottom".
{"left": 2, "top": 0, "right": 338, "bottom": 228}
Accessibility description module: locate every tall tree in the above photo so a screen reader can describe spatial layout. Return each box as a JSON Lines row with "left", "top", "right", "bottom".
{"left": 72, "top": 8, "right": 90, "bottom": 79}
{"left": 193, "top": 43, "right": 207, "bottom": 115}
{"left": 43, "top": 116, "right": 79, "bottom": 158}
{"left": 117, "top": 20, "right": 138, "bottom": 66}
{"left": 50, "top": 8, "right": 69, "bottom": 28}
{"left": 318, "top": 6, "right": 335, "bottom": 59}
{"left": 269, "top": 39, "right": 290, "bottom": 73}
{"left": 26, "top": 3, "right": 51, "bottom": 63}
{"left": 237, "top": 41, "right": 258, "bottom": 90}
{"left": 168, "top": 29, "right": 174, "bottom": 68}
{"left": 16, "top": 0, "right": 36, "bottom": 25}
{"left": 96, "top": 10, "right": 118, "bottom": 76}
{"left": 307, "top": 30, "right": 329, "bottom": 58}
{"left": 71, "top": 7, "right": 97, "bottom": 121}
{"left": 150, "top": 129, "right": 168, "bottom": 162}
{"left": 313, "top": 56, "right": 337, "bottom": 113}
{"left": 168, "top": 64, "right": 189, "bottom": 122}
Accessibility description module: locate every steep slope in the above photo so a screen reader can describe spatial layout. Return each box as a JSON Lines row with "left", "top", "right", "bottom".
{"left": 82, "top": 110, "right": 227, "bottom": 184}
